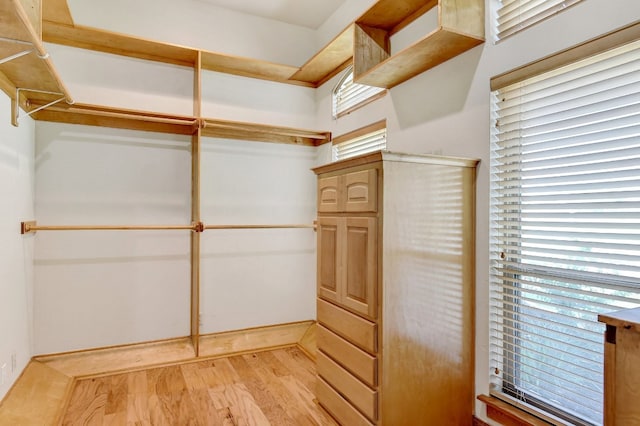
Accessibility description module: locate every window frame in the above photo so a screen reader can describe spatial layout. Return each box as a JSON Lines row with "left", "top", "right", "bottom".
{"left": 488, "top": 21, "right": 640, "bottom": 425}
{"left": 332, "top": 66, "right": 387, "bottom": 119}
{"left": 332, "top": 120, "right": 387, "bottom": 162}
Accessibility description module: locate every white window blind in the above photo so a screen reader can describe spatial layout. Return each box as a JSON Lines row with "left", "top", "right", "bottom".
{"left": 333, "top": 127, "right": 386, "bottom": 161}
{"left": 333, "top": 66, "right": 385, "bottom": 118}
{"left": 490, "top": 38, "right": 640, "bottom": 425}
{"left": 497, "top": 0, "right": 583, "bottom": 40}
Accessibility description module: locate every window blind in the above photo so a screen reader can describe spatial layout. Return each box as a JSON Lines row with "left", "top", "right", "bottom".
{"left": 490, "top": 38, "right": 640, "bottom": 425}
{"left": 333, "top": 67, "right": 385, "bottom": 118}
{"left": 497, "top": 0, "right": 583, "bottom": 40}
{"left": 333, "top": 127, "right": 386, "bottom": 161}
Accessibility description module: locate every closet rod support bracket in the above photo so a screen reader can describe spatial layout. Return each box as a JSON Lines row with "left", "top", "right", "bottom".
{"left": 21, "top": 221, "right": 37, "bottom": 235}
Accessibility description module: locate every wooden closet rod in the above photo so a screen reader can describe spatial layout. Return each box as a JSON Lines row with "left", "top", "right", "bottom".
{"left": 21, "top": 221, "right": 195, "bottom": 234}
{"left": 204, "top": 224, "right": 316, "bottom": 230}
{"left": 21, "top": 221, "right": 317, "bottom": 234}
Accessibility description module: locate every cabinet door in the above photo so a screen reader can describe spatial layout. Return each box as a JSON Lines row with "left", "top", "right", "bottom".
{"left": 341, "top": 217, "right": 377, "bottom": 319}
{"left": 317, "top": 217, "right": 340, "bottom": 304}
{"left": 344, "top": 169, "right": 377, "bottom": 213}
{"left": 318, "top": 176, "right": 341, "bottom": 212}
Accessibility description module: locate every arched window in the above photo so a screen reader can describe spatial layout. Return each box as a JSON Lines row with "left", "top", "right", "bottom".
{"left": 332, "top": 66, "right": 386, "bottom": 118}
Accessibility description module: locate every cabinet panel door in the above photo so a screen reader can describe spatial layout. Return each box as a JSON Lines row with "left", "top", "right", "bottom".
{"left": 341, "top": 217, "right": 377, "bottom": 319}
{"left": 344, "top": 169, "right": 377, "bottom": 212}
{"left": 317, "top": 217, "right": 340, "bottom": 304}
{"left": 318, "top": 176, "right": 341, "bottom": 212}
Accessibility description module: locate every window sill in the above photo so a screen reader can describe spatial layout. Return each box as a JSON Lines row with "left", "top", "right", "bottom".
{"left": 478, "top": 395, "right": 553, "bottom": 426}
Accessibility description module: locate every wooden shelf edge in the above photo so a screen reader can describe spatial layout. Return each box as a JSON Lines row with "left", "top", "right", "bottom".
{"left": 26, "top": 101, "right": 332, "bottom": 145}
{"left": 0, "top": 0, "right": 74, "bottom": 121}
{"left": 354, "top": 27, "right": 484, "bottom": 89}
{"left": 30, "top": 102, "right": 199, "bottom": 135}
{"left": 42, "top": 21, "right": 199, "bottom": 68}
{"left": 202, "top": 118, "right": 331, "bottom": 146}
{"left": 38, "top": 0, "right": 483, "bottom": 91}
{"left": 357, "top": 0, "right": 439, "bottom": 33}
{"left": 289, "top": 25, "right": 355, "bottom": 85}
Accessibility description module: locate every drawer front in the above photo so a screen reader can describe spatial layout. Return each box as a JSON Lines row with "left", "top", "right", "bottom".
{"left": 316, "top": 377, "right": 373, "bottom": 426}
{"left": 317, "top": 351, "right": 377, "bottom": 421}
{"left": 344, "top": 169, "right": 377, "bottom": 213}
{"left": 317, "top": 299, "right": 377, "bottom": 354}
{"left": 318, "top": 176, "right": 340, "bottom": 212}
{"left": 317, "top": 325, "right": 377, "bottom": 387}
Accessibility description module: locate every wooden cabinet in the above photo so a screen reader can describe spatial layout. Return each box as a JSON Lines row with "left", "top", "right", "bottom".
{"left": 598, "top": 308, "right": 640, "bottom": 426}
{"left": 313, "top": 151, "right": 478, "bottom": 425}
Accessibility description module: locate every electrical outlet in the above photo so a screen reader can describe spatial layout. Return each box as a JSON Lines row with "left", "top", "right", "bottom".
{"left": 11, "top": 353, "right": 16, "bottom": 373}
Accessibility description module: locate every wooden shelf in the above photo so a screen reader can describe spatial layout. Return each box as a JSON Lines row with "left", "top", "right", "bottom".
{"left": 288, "top": 25, "right": 354, "bottom": 87}
{"left": 1, "top": 0, "right": 73, "bottom": 124}
{"left": 30, "top": 101, "right": 199, "bottom": 135}
{"left": 202, "top": 118, "right": 331, "bottom": 146}
{"left": 41, "top": 0, "right": 484, "bottom": 90}
{"left": 355, "top": 27, "right": 484, "bottom": 89}
{"left": 28, "top": 101, "right": 332, "bottom": 145}
{"left": 353, "top": 0, "right": 484, "bottom": 89}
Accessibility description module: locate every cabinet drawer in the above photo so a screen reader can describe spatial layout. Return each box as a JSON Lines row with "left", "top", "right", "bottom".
{"left": 344, "top": 169, "right": 377, "bottom": 213}
{"left": 317, "top": 168, "right": 377, "bottom": 213}
{"left": 316, "top": 377, "right": 373, "bottom": 426}
{"left": 317, "top": 325, "right": 377, "bottom": 387}
{"left": 317, "top": 351, "right": 377, "bottom": 421}
{"left": 317, "top": 299, "right": 377, "bottom": 354}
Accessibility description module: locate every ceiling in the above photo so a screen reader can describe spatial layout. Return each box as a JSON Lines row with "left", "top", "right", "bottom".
{"left": 194, "top": 0, "right": 346, "bottom": 29}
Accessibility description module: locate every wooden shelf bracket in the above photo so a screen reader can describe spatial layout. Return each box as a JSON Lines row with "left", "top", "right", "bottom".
{"left": 14, "top": 87, "right": 71, "bottom": 125}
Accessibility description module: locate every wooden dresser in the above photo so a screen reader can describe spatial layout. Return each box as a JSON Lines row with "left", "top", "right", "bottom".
{"left": 312, "top": 151, "right": 479, "bottom": 425}
{"left": 599, "top": 308, "right": 640, "bottom": 426}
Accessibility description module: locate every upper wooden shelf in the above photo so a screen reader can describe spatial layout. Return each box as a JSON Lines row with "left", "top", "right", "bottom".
{"left": 40, "top": 0, "right": 484, "bottom": 90}
{"left": 0, "top": 0, "right": 73, "bottom": 124}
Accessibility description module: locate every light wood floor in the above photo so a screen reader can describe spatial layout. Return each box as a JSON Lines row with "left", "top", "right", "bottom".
{"left": 61, "top": 346, "right": 337, "bottom": 426}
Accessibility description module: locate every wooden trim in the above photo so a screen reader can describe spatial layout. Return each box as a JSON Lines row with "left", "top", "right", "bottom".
{"left": 297, "top": 322, "right": 317, "bottom": 360}
{"left": 190, "top": 129, "right": 201, "bottom": 356}
{"left": 332, "top": 120, "right": 387, "bottom": 145}
{"left": 0, "top": 361, "right": 74, "bottom": 425}
{"left": 478, "top": 395, "right": 557, "bottom": 426}
{"left": 472, "top": 416, "right": 490, "bottom": 426}
{"left": 491, "top": 20, "right": 640, "bottom": 91}
{"left": 193, "top": 51, "right": 202, "bottom": 118}
{"left": 198, "top": 321, "right": 315, "bottom": 358}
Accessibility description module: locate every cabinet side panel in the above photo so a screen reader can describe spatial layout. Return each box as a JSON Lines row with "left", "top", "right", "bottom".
{"left": 614, "top": 328, "right": 640, "bottom": 424}
{"left": 381, "top": 161, "right": 475, "bottom": 425}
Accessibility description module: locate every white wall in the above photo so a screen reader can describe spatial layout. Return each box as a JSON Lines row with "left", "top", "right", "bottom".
{"left": 201, "top": 71, "right": 317, "bottom": 128}
{"left": 45, "top": 44, "right": 195, "bottom": 116}
{"left": 314, "top": 0, "right": 640, "bottom": 423}
{"left": 200, "top": 138, "right": 317, "bottom": 333}
{"left": 33, "top": 123, "right": 192, "bottom": 354}
{"left": 66, "top": 0, "right": 316, "bottom": 66}
{"left": 0, "top": 97, "right": 35, "bottom": 400}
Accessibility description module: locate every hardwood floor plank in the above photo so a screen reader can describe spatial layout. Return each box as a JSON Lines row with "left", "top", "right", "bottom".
{"left": 62, "top": 378, "right": 108, "bottom": 425}
{"left": 60, "top": 347, "right": 334, "bottom": 425}
{"left": 227, "top": 355, "right": 298, "bottom": 425}
{"left": 210, "top": 383, "right": 271, "bottom": 425}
